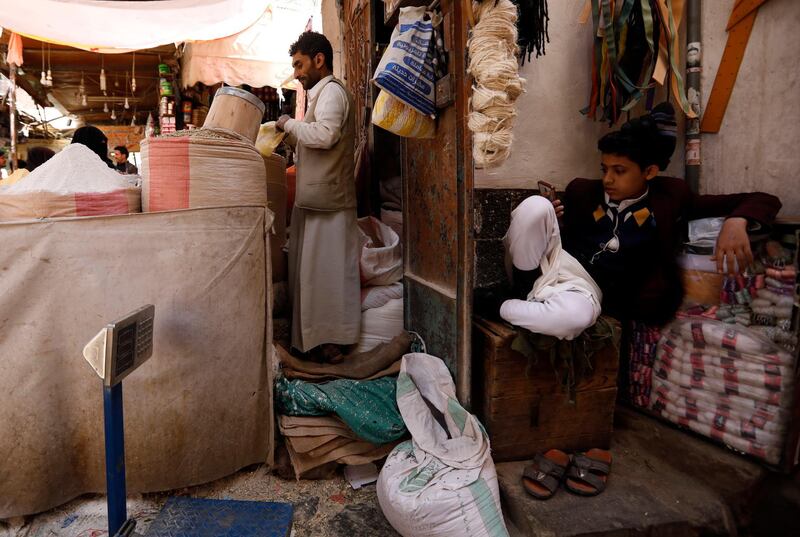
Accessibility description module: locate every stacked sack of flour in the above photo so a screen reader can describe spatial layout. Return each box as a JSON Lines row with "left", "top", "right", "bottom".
{"left": 650, "top": 318, "right": 796, "bottom": 464}
{"left": 357, "top": 217, "right": 405, "bottom": 353}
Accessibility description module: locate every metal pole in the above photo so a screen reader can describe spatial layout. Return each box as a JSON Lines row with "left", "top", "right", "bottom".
{"left": 103, "top": 383, "right": 127, "bottom": 536}
{"left": 9, "top": 64, "right": 18, "bottom": 170}
{"left": 685, "top": 0, "right": 702, "bottom": 193}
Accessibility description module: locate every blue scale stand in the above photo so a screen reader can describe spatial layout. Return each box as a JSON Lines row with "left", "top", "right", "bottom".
{"left": 83, "top": 305, "right": 293, "bottom": 537}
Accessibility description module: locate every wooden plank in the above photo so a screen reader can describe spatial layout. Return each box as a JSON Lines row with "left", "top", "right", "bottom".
{"left": 727, "top": 0, "right": 770, "bottom": 30}
{"left": 474, "top": 315, "right": 619, "bottom": 461}
{"left": 486, "top": 361, "right": 618, "bottom": 396}
{"left": 405, "top": 276, "right": 458, "bottom": 375}
{"left": 700, "top": 10, "right": 758, "bottom": 133}
{"left": 404, "top": 110, "right": 459, "bottom": 290}
{"left": 403, "top": 0, "right": 474, "bottom": 405}
{"left": 487, "top": 388, "right": 617, "bottom": 461}
{"left": 474, "top": 317, "right": 619, "bottom": 394}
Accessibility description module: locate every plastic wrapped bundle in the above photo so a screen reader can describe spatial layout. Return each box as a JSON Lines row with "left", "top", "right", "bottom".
{"left": 651, "top": 318, "right": 796, "bottom": 465}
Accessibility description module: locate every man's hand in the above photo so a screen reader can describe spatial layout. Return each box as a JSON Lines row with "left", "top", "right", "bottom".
{"left": 712, "top": 217, "right": 753, "bottom": 275}
{"left": 276, "top": 114, "right": 291, "bottom": 132}
{"left": 552, "top": 198, "right": 564, "bottom": 219}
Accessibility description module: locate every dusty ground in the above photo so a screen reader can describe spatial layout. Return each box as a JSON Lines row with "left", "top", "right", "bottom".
{"left": 4, "top": 408, "right": 796, "bottom": 537}
{"left": 0, "top": 465, "right": 400, "bottom": 537}
{"left": 498, "top": 408, "right": 800, "bottom": 537}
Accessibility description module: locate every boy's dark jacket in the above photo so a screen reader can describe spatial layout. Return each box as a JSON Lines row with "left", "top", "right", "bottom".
{"left": 560, "top": 177, "right": 782, "bottom": 325}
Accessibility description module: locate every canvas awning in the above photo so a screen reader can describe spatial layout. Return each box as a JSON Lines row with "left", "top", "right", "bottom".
{"left": 0, "top": 0, "right": 272, "bottom": 53}
{"left": 181, "top": 0, "right": 320, "bottom": 90}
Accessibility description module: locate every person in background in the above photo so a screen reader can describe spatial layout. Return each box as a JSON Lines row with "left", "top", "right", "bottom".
{"left": 0, "top": 157, "right": 25, "bottom": 187}
{"left": 0, "top": 147, "right": 56, "bottom": 188}
{"left": 113, "top": 145, "right": 138, "bottom": 174}
{"left": 71, "top": 125, "right": 114, "bottom": 168}
{"left": 0, "top": 149, "right": 8, "bottom": 179}
{"left": 276, "top": 31, "right": 360, "bottom": 363}
{"left": 25, "top": 147, "right": 55, "bottom": 172}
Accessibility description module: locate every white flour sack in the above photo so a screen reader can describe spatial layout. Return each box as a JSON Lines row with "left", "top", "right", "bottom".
{"left": 358, "top": 216, "right": 403, "bottom": 287}
{"left": 355, "top": 298, "right": 405, "bottom": 353}
{"left": 0, "top": 144, "right": 140, "bottom": 221}
{"left": 377, "top": 353, "right": 509, "bottom": 537}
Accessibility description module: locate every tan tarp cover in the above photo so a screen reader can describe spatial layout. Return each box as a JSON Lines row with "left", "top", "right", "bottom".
{"left": 0, "top": 0, "right": 271, "bottom": 53}
{"left": 180, "top": 1, "right": 319, "bottom": 90}
{"left": 0, "top": 206, "right": 275, "bottom": 518}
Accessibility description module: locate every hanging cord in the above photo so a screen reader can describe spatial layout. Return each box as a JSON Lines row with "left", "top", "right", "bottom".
{"left": 467, "top": 0, "right": 525, "bottom": 168}
{"left": 515, "top": 0, "right": 550, "bottom": 64}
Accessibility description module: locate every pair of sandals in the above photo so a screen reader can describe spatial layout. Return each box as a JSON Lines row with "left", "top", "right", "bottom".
{"left": 522, "top": 448, "right": 612, "bottom": 500}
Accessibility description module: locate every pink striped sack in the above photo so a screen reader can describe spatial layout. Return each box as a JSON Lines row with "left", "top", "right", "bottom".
{"left": 0, "top": 189, "right": 140, "bottom": 221}
{"left": 141, "top": 128, "right": 266, "bottom": 212}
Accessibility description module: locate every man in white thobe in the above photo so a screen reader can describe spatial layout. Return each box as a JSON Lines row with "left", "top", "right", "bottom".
{"left": 277, "top": 32, "right": 360, "bottom": 361}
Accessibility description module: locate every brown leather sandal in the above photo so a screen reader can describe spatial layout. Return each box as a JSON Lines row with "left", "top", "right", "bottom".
{"left": 564, "top": 448, "right": 612, "bottom": 496}
{"left": 521, "top": 449, "right": 570, "bottom": 500}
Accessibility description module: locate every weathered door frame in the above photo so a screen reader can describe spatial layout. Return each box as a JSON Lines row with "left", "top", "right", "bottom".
{"left": 401, "top": 0, "right": 474, "bottom": 406}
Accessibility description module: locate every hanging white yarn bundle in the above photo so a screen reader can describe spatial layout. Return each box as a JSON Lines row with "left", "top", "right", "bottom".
{"left": 467, "top": 0, "right": 525, "bottom": 168}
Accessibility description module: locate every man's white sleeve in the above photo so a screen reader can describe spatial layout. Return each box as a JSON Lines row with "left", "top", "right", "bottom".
{"left": 284, "top": 84, "right": 348, "bottom": 149}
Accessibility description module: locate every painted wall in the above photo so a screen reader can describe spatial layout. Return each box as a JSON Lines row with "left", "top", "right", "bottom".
{"left": 475, "top": 0, "right": 800, "bottom": 217}
{"left": 321, "top": 0, "right": 344, "bottom": 80}
{"left": 701, "top": 0, "right": 800, "bottom": 217}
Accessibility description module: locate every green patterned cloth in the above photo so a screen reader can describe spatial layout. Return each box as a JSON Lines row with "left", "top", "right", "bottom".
{"left": 275, "top": 376, "right": 407, "bottom": 444}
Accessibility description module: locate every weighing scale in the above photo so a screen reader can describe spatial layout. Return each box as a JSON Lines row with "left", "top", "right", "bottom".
{"left": 83, "top": 305, "right": 293, "bottom": 537}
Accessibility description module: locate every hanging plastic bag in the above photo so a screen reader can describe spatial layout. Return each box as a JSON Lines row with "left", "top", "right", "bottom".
{"left": 372, "top": 90, "right": 435, "bottom": 138}
{"left": 255, "top": 121, "right": 286, "bottom": 157}
{"left": 373, "top": 6, "right": 436, "bottom": 117}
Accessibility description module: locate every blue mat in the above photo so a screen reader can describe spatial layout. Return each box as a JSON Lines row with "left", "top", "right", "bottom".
{"left": 144, "top": 497, "right": 293, "bottom": 537}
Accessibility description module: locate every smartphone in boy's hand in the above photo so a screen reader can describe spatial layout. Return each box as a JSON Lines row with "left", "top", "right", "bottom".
{"left": 538, "top": 181, "right": 564, "bottom": 219}
{"left": 537, "top": 180, "right": 557, "bottom": 202}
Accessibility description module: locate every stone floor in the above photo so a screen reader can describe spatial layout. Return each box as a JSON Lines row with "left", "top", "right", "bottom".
{"left": 3, "top": 408, "right": 797, "bottom": 536}
{"left": 497, "top": 408, "right": 800, "bottom": 537}
{"left": 0, "top": 464, "right": 399, "bottom": 537}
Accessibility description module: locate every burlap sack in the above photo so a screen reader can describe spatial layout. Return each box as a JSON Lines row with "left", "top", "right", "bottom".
{"left": 141, "top": 128, "right": 266, "bottom": 212}
{"left": 0, "top": 188, "right": 141, "bottom": 221}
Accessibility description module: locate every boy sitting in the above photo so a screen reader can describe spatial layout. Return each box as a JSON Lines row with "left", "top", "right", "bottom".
{"left": 500, "top": 104, "right": 781, "bottom": 337}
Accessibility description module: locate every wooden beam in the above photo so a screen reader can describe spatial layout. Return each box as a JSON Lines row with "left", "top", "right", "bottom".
{"left": 727, "top": 0, "right": 770, "bottom": 30}
{"left": 700, "top": 0, "right": 773, "bottom": 133}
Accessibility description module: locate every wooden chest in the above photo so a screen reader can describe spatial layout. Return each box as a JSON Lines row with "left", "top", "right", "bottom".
{"left": 473, "top": 316, "right": 620, "bottom": 462}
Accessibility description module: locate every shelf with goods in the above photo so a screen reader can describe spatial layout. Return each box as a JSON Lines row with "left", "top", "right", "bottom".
{"left": 157, "top": 63, "right": 179, "bottom": 135}
{"left": 179, "top": 84, "right": 211, "bottom": 131}
{"left": 249, "top": 86, "right": 282, "bottom": 123}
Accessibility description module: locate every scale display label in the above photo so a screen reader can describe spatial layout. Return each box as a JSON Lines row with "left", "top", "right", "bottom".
{"left": 83, "top": 305, "right": 155, "bottom": 386}
{"left": 115, "top": 324, "right": 137, "bottom": 377}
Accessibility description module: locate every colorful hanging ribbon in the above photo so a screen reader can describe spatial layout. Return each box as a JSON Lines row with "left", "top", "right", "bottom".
{"left": 584, "top": 0, "right": 694, "bottom": 124}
